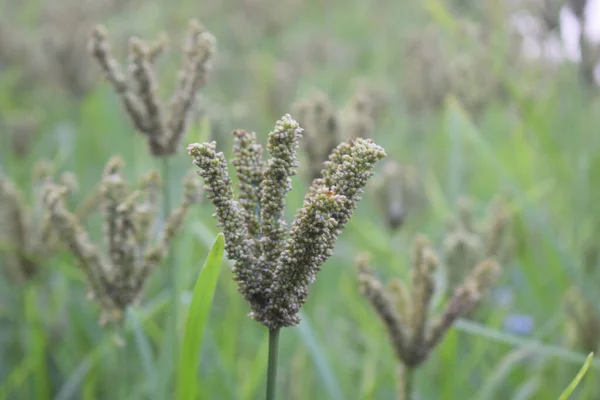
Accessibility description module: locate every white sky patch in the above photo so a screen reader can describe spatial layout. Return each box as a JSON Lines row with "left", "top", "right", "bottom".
{"left": 560, "top": 0, "right": 600, "bottom": 84}
{"left": 560, "top": 5, "right": 582, "bottom": 61}
{"left": 585, "top": 0, "right": 600, "bottom": 40}
{"left": 558, "top": 0, "right": 600, "bottom": 61}
{"left": 510, "top": 0, "right": 600, "bottom": 84}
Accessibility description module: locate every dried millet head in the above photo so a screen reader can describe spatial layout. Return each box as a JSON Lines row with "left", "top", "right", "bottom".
{"left": 42, "top": 156, "right": 200, "bottom": 325}
{"left": 358, "top": 235, "right": 501, "bottom": 369}
{"left": 563, "top": 287, "right": 600, "bottom": 354}
{"left": 292, "top": 90, "right": 340, "bottom": 182}
{"left": 372, "top": 160, "right": 423, "bottom": 231}
{"left": 89, "top": 20, "right": 216, "bottom": 157}
{"left": 0, "top": 160, "right": 82, "bottom": 282}
{"left": 443, "top": 197, "right": 511, "bottom": 294}
{"left": 188, "top": 114, "right": 386, "bottom": 329}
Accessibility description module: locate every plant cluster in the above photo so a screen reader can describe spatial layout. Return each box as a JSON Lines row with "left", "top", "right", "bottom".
{"left": 357, "top": 236, "right": 501, "bottom": 399}
{"left": 188, "top": 115, "right": 386, "bottom": 329}
{"left": 42, "top": 157, "right": 201, "bottom": 325}
{"left": 1, "top": 2, "right": 599, "bottom": 399}
{"left": 89, "top": 19, "right": 216, "bottom": 157}
{"left": 292, "top": 88, "right": 381, "bottom": 182}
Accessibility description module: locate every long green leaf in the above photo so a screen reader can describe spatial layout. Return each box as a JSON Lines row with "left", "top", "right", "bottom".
{"left": 177, "top": 233, "right": 225, "bottom": 400}
{"left": 25, "top": 286, "right": 50, "bottom": 400}
{"left": 456, "top": 320, "right": 599, "bottom": 369}
{"left": 422, "top": 0, "right": 458, "bottom": 33}
{"left": 297, "top": 312, "right": 345, "bottom": 400}
{"left": 558, "top": 353, "right": 594, "bottom": 400}
{"left": 54, "top": 294, "right": 171, "bottom": 400}
{"left": 240, "top": 335, "right": 269, "bottom": 400}
{"left": 476, "top": 348, "right": 532, "bottom": 400}
{"left": 128, "top": 308, "right": 156, "bottom": 387}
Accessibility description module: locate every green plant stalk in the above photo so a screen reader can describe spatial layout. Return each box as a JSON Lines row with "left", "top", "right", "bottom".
{"left": 266, "top": 328, "right": 281, "bottom": 400}
{"left": 25, "top": 285, "right": 49, "bottom": 400}
{"left": 398, "top": 364, "right": 414, "bottom": 400}
{"left": 162, "top": 158, "right": 177, "bottom": 327}
{"left": 156, "top": 157, "right": 178, "bottom": 396}
{"left": 118, "top": 332, "right": 128, "bottom": 399}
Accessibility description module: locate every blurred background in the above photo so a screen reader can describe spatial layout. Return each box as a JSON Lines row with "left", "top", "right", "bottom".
{"left": 2, "top": 0, "right": 600, "bottom": 398}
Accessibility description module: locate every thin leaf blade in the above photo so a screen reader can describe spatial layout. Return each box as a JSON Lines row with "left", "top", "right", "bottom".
{"left": 558, "top": 352, "right": 594, "bottom": 400}
{"left": 177, "top": 233, "right": 225, "bottom": 400}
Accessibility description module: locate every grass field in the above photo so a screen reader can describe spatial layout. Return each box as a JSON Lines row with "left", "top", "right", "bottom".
{"left": 1, "top": 0, "right": 600, "bottom": 399}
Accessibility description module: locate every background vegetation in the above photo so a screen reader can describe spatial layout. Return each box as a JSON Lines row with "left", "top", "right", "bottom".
{"left": 1, "top": 0, "right": 600, "bottom": 398}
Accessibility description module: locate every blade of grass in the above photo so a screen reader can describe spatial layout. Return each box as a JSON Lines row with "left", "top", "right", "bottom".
{"left": 358, "top": 346, "right": 381, "bottom": 400}
{"left": 422, "top": 0, "right": 458, "bottom": 33}
{"left": 558, "top": 352, "right": 594, "bottom": 400}
{"left": 514, "top": 377, "right": 541, "bottom": 400}
{"left": 54, "top": 293, "right": 170, "bottom": 400}
{"left": 444, "top": 97, "right": 600, "bottom": 318}
{"left": 81, "top": 364, "right": 97, "bottom": 400}
{"left": 476, "top": 348, "right": 532, "bottom": 400}
{"left": 439, "top": 327, "right": 459, "bottom": 397}
{"left": 444, "top": 94, "right": 465, "bottom": 202}
{"left": 128, "top": 308, "right": 157, "bottom": 386}
{"left": 25, "top": 286, "right": 49, "bottom": 400}
{"left": 455, "top": 320, "right": 599, "bottom": 369}
{"left": 296, "top": 312, "right": 344, "bottom": 400}
{"left": 176, "top": 233, "right": 224, "bottom": 400}
{"left": 240, "top": 335, "right": 269, "bottom": 400}
{"left": 423, "top": 171, "right": 453, "bottom": 220}
{"left": 188, "top": 116, "right": 211, "bottom": 144}
{"left": 156, "top": 156, "right": 177, "bottom": 398}
{"left": 0, "top": 358, "right": 34, "bottom": 400}
{"left": 198, "top": 331, "right": 239, "bottom": 400}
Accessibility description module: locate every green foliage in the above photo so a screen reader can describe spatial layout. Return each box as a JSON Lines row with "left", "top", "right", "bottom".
{"left": 559, "top": 353, "right": 594, "bottom": 400}
{"left": 177, "top": 233, "right": 224, "bottom": 400}
{"left": 2, "top": 0, "right": 600, "bottom": 398}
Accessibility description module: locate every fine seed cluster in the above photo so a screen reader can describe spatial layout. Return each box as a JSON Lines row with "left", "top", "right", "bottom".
{"left": 89, "top": 19, "right": 216, "bottom": 157}
{"left": 357, "top": 235, "right": 502, "bottom": 398}
{"left": 188, "top": 114, "right": 386, "bottom": 329}
{"left": 42, "top": 157, "right": 201, "bottom": 324}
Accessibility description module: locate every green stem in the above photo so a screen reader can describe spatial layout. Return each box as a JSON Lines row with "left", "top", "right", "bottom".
{"left": 397, "top": 364, "right": 414, "bottom": 400}
{"left": 161, "top": 158, "right": 176, "bottom": 324}
{"left": 117, "top": 326, "right": 128, "bottom": 398}
{"left": 155, "top": 157, "right": 178, "bottom": 397}
{"left": 266, "top": 328, "right": 281, "bottom": 400}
